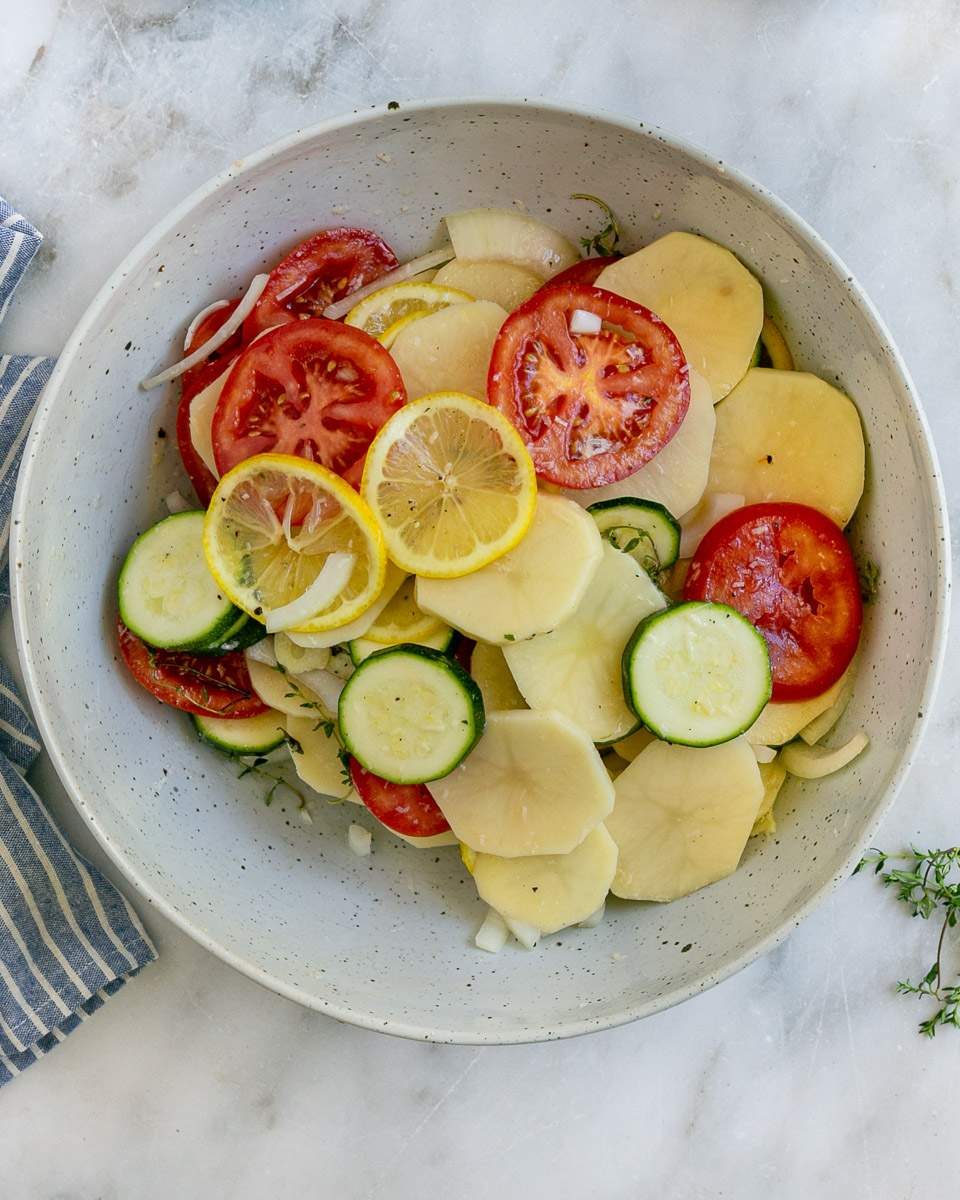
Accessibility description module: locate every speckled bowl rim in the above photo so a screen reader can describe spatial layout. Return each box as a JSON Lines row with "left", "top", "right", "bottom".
{"left": 12, "top": 97, "right": 950, "bottom": 1044}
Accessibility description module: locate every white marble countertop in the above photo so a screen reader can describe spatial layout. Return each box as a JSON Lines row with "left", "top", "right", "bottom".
{"left": 2, "top": 2, "right": 960, "bottom": 1196}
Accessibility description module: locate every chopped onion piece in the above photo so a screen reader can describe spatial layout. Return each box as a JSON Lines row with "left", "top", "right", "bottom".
{"left": 284, "top": 569, "right": 406, "bottom": 649}
{"left": 752, "top": 744, "right": 777, "bottom": 764}
{"left": 293, "top": 668, "right": 345, "bottom": 715}
{"left": 475, "top": 908, "right": 509, "bottom": 953}
{"left": 570, "top": 308, "right": 602, "bottom": 335}
{"left": 348, "top": 823, "right": 372, "bottom": 856}
{"left": 140, "top": 273, "right": 268, "bottom": 390}
{"left": 780, "top": 731, "right": 868, "bottom": 780}
{"left": 264, "top": 552, "right": 355, "bottom": 633}
{"left": 505, "top": 917, "right": 541, "bottom": 950}
{"left": 183, "top": 299, "right": 231, "bottom": 352}
{"left": 679, "top": 492, "right": 745, "bottom": 557}
{"left": 322, "top": 245, "right": 454, "bottom": 320}
{"left": 800, "top": 677, "right": 854, "bottom": 746}
{"left": 244, "top": 637, "right": 277, "bottom": 669}
{"left": 578, "top": 903, "right": 606, "bottom": 929}
{"left": 163, "top": 489, "right": 190, "bottom": 514}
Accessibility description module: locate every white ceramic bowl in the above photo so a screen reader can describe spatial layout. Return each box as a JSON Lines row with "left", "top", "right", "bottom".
{"left": 12, "top": 99, "right": 949, "bottom": 1043}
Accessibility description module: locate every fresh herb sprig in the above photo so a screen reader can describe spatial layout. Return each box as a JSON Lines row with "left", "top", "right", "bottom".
{"left": 855, "top": 846, "right": 960, "bottom": 1036}
{"left": 571, "top": 193, "right": 621, "bottom": 258}
{"left": 857, "top": 558, "right": 881, "bottom": 604}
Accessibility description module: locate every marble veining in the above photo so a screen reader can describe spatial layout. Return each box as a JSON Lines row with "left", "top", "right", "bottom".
{"left": 1, "top": 2, "right": 960, "bottom": 1197}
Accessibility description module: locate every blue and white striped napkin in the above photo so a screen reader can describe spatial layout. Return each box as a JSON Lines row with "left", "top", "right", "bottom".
{"left": 0, "top": 198, "right": 156, "bottom": 1086}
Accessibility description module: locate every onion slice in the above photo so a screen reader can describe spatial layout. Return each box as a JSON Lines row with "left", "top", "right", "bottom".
{"left": 285, "top": 567, "right": 407, "bottom": 649}
{"left": 322, "top": 245, "right": 454, "bottom": 320}
{"left": 570, "top": 308, "right": 602, "bottom": 335}
{"left": 163, "top": 489, "right": 190, "bottom": 514}
{"left": 505, "top": 917, "right": 541, "bottom": 950}
{"left": 264, "top": 552, "right": 355, "bottom": 634}
{"left": 140, "top": 274, "right": 268, "bottom": 390}
{"left": 244, "top": 637, "right": 277, "bottom": 668}
{"left": 752, "top": 744, "right": 777, "bottom": 764}
{"left": 475, "top": 908, "right": 509, "bottom": 953}
{"left": 182, "top": 299, "right": 231, "bottom": 352}
{"left": 293, "top": 668, "right": 346, "bottom": 715}
{"left": 780, "top": 731, "right": 868, "bottom": 780}
{"left": 348, "top": 823, "right": 372, "bottom": 857}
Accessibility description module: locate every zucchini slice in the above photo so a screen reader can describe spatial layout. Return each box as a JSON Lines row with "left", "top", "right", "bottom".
{"left": 622, "top": 601, "right": 771, "bottom": 746}
{"left": 193, "top": 709, "right": 286, "bottom": 756}
{"left": 587, "top": 497, "right": 680, "bottom": 579}
{"left": 118, "top": 511, "right": 240, "bottom": 649}
{"left": 338, "top": 644, "right": 484, "bottom": 784}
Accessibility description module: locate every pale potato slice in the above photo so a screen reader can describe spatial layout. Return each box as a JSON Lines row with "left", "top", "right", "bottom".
{"left": 470, "top": 641, "right": 526, "bottom": 712}
{"left": 416, "top": 493, "right": 602, "bottom": 644}
{"left": 472, "top": 824, "right": 618, "bottom": 934}
{"left": 389, "top": 300, "right": 508, "bottom": 400}
{"left": 597, "top": 231, "right": 763, "bottom": 400}
{"left": 427, "top": 709, "right": 614, "bottom": 857}
{"left": 188, "top": 368, "right": 229, "bottom": 477}
{"left": 708, "top": 369, "right": 865, "bottom": 527}
{"left": 746, "top": 670, "right": 850, "bottom": 746}
{"left": 503, "top": 543, "right": 665, "bottom": 743}
{"left": 608, "top": 737, "right": 763, "bottom": 901}
{"left": 445, "top": 208, "right": 580, "bottom": 279}
{"left": 570, "top": 368, "right": 715, "bottom": 519}
{"left": 433, "top": 258, "right": 542, "bottom": 311}
{"left": 247, "top": 659, "right": 329, "bottom": 720}
{"left": 751, "top": 761, "right": 787, "bottom": 836}
{"left": 285, "top": 715, "right": 349, "bottom": 796}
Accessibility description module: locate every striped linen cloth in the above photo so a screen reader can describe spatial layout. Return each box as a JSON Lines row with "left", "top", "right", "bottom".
{"left": 0, "top": 198, "right": 156, "bottom": 1086}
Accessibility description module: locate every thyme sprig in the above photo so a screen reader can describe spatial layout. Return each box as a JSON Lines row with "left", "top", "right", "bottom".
{"left": 572, "top": 193, "right": 621, "bottom": 258}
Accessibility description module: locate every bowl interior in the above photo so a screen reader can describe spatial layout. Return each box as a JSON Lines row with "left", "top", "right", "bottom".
{"left": 14, "top": 101, "right": 947, "bottom": 1042}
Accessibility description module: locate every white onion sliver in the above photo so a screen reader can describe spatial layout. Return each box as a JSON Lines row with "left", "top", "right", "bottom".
{"left": 505, "top": 917, "right": 541, "bottom": 950}
{"left": 570, "top": 308, "right": 602, "bottom": 335}
{"left": 348, "top": 823, "right": 372, "bottom": 857}
{"left": 163, "top": 489, "right": 190, "bottom": 514}
{"left": 780, "top": 731, "right": 869, "bottom": 781}
{"left": 183, "top": 299, "right": 231, "bottom": 352}
{"left": 284, "top": 570, "right": 406, "bottom": 649}
{"left": 322, "top": 245, "right": 454, "bottom": 320}
{"left": 264, "top": 552, "right": 355, "bottom": 633}
{"left": 294, "top": 668, "right": 345, "bottom": 715}
{"left": 752, "top": 744, "right": 777, "bottom": 764}
{"left": 678, "top": 493, "right": 745, "bottom": 558}
{"left": 475, "top": 909, "right": 509, "bottom": 953}
{"left": 244, "top": 637, "right": 277, "bottom": 669}
{"left": 577, "top": 903, "right": 606, "bottom": 929}
{"left": 140, "top": 273, "right": 269, "bottom": 390}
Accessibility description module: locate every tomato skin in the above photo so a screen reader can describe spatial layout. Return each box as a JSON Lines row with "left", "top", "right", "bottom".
{"left": 684, "top": 502, "right": 862, "bottom": 702}
{"left": 244, "top": 227, "right": 398, "bottom": 339}
{"left": 177, "top": 302, "right": 243, "bottom": 505}
{"left": 349, "top": 759, "right": 451, "bottom": 838}
{"left": 116, "top": 620, "right": 267, "bottom": 718}
{"left": 547, "top": 256, "right": 619, "bottom": 288}
{"left": 487, "top": 283, "right": 690, "bottom": 489}
{"left": 212, "top": 318, "right": 405, "bottom": 481}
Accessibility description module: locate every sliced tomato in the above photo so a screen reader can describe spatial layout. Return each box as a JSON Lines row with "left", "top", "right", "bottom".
{"left": 349, "top": 759, "right": 451, "bottom": 838}
{"left": 117, "top": 620, "right": 267, "bottom": 718}
{"left": 244, "top": 228, "right": 398, "bottom": 339}
{"left": 487, "top": 283, "right": 689, "bottom": 488}
{"left": 547, "top": 255, "right": 619, "bottom": 288}
{"left": 176, "top": 302, "right": 244, "bottom": 505}
{"left": 211, "top": 318, "right": 405, "bottom": 480}
{"left": 684, "top": 502, "right": 862, "bottom": 702}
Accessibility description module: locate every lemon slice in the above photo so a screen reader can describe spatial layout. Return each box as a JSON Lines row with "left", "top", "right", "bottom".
{"left": 362, "top": 392, "right": 537, "bottom": 578}
{"left": 203, "top": 453, "right": 386, "bottom": 632}
{"left": 364, "top": 575, "right": 445, "bottom": 644}
{"left": 345, "top": 281, "right": 474, "bottom": 345}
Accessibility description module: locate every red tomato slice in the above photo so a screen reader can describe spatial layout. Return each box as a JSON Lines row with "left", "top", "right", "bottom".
{"left": 349, "top": 759, "right": 451, "bottom": 838}
{"left": 177, "top": 302, "right": 243, "bottom": 505}
{"left": 684, "top": 502, "right": 862, "bottom": 702}
{"left": 117, "top": 620, "right": 268, "bottom": 718}
{"left": 487, "top": 283, "right": 690, "bottom": 488}
{"left": 211, "top": 318, "right": 405, "bottom": 480}
{"left": 547, "top": 255, "right": 620, "bottom": 288}
{"left": 244, "top": 228, "right": 398, "bottom": 339}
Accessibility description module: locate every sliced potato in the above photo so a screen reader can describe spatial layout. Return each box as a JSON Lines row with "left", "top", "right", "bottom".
{"left": 571, "top": 368, "right": 715, "bottom": 519}
{"left": 470, "top": 641, "right": 526, "bottom": 712}
{"left": 472, "top": 824, "right": 618, "bottom": 934}
{"left": 613, "top": 727, "right": 656, "bottom": 761}
{"left": 433, "top": 258, "right": 542, "bottom": 311}
{"left": 746, "top": 670, "right": 850, "bottom": 746}
{"left": 708, "top": 369, "right": 865, "bottom": 527}
{"left": 503, "top": 543, "right": 666, "bottom": 743}
{"left": 247, "top": 659, "right": 329, "bottom": 720}
{"left": 389, "top": 300, "right": 508, "bottom": 400}
{"left": 597, "top": 231, "right": 763, "bottom": 400}
{"left": 608, "top": 737, "right": 763, "bottom": 901}
{"left": 445, "top": 208, "right": 580, "bottom": 280}
{"left": 427, "top": 709, "right": 614, "bottom": 857}
{"left": 751, "top": 761, "right": 787, "bottom": 836}
{"left": 780, "top": 732, "right": 868, "bottom": 780}
{"left": 285, "top": 715, "right": 349, "bottom": 797}
{"left": 416, "top": 493, "right": 602, "bottom": 644}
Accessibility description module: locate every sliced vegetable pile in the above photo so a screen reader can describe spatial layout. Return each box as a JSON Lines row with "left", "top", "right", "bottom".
{"left": 116, "top": 204, "right": 872, "bottom": 952}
